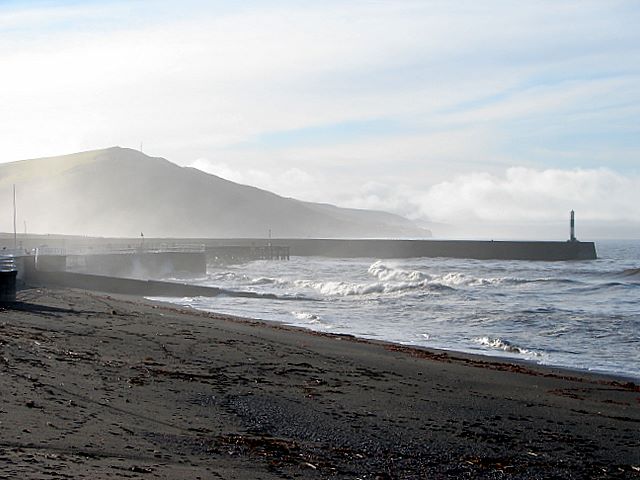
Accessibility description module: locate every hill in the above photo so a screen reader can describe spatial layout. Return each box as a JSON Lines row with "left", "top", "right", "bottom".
{"left": 0, "top": 147, "right": 430, "bottom": 238}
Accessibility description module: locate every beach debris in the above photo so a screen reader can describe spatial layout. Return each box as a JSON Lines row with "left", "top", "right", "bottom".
{"left": 142, "top": 357, "right": 164, "bottom": 366}
{"left": 130, "top": 466, "right": 153, "bottom": 473}
{"left": 128, "top": 375, "right": 147, "bottom": 386}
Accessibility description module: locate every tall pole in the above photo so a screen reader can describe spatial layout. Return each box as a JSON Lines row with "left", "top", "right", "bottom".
{"left": 13, "top": 184, "right": 17, "bottom": 249}
{"left": 570, "top": 210, "right": 576, "bottom": 242}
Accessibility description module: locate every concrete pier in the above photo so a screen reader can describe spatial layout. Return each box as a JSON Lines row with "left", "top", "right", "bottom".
{"left": 204, "top": 238, "right": 597, "bottom": 261}
{"left": 2, "top": 235, "right": 598, "bottom": 262}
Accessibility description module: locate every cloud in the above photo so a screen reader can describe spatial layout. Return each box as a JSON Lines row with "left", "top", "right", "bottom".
{"left": 332, "top": 166, "right": 640, "bottom": 225}
{"left": 2, "top": 0, "right": 639, "bottom": 166}
{"left": 419, "top": 167, "right": 640, "bottom": 223}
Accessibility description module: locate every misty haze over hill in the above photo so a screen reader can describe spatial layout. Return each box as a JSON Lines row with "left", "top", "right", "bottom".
{"left": 0, "top": 147, "right": 430, "bottom": 239}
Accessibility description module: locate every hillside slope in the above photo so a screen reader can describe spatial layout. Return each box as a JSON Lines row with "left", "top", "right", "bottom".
{"left": 0, "top": 147, "right": 430, "bottom": 238}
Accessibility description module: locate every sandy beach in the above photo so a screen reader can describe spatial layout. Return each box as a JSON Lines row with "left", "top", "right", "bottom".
{"left": 1, "top": 286, "right": 638, "bottom": 479}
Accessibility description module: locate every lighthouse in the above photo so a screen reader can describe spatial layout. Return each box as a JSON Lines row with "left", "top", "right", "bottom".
{"left": 569, "top": 210, "right": 576, "bottom": 242}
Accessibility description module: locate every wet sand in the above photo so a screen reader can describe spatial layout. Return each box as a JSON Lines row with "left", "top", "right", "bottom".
{"left": 1, "top": 287, "right": 639, "bottom": 479}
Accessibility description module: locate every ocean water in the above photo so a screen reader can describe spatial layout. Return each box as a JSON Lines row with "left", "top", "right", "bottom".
{"left": 158, "top": 240, "right": 640, "bottom": 380}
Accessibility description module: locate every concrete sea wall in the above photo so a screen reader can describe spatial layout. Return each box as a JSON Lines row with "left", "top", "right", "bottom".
{"left": 204, "top": 239, "right": 597, "bottom": 261}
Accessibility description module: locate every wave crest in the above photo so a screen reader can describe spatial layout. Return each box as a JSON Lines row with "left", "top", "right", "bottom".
{"left": 369, "top": 261, "right": 508, "bottom": 288}
{"left": 294, "top": 278, "right": 453, "bottom": 297}
{"left": 368, "top": 261, "right": 429, "bottom": 282}
{"left": 474, "top": 336, "right": 541, "bottom": 356}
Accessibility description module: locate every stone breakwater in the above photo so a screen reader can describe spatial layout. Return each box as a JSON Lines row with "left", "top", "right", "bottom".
{"left": 204, "top": 238, "right": 597, "bottom": 261}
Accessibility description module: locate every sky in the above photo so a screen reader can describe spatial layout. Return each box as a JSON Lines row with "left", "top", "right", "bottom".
{"left": 1, "top": 0, "right": 639, "bottom": 238}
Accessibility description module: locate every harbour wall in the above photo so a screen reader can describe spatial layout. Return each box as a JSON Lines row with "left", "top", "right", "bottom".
{"left": 203, "top": 238, "right": 597, "bottom": 261}
{"left": 2, "top": 235, "right": 598, "bottom": 261}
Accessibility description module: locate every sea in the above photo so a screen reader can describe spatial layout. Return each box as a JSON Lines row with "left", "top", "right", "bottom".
{"left": 157, "top": 240, "right": 640, "bottom": 380}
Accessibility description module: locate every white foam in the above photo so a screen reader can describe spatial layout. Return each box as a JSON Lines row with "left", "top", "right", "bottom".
{"left": 368, "top": 261, "right": 429, "bottom": 282}
{"left": 368, "top": 261, "right": 508, "bottom": 289}
{"left": 290, "top": 311, "right": 331, "bottom": 329}
{"left": 293, "top": 278, "right": 451, "bottom": 297}
{"left": 292, "top": 311, "right": 321, "bottom": 321}
{"left": 434, "top": 272, "right": 508, "bottom": 287}
{"left": 250, "top": 276, "right": 279, "bottom": 285}
{"left": 208, "top": 271, "right": 249, "bottom": 282}
{"left": 474, "top": 336, "right": 541, "bottom": 357}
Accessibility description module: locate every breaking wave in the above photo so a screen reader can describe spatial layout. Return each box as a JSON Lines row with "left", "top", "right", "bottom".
{"left": 287, "top": 261, "right": 547, "bottom": 297}
{"left": 204, "top": 263, "right": 592, "bottom": 301}
{"left": 474, "top": 336, "right": 541, "bottom": 357}
{"left": 293, "top": 278, "right": 454, "bottom": 297}
{"left": 368, "top": 261, "right": 430, "bottom": 282}
{"left": 368, "top": 261, "right": 517, "bottom": 288}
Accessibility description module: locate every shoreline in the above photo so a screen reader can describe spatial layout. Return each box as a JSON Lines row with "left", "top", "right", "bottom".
{"left": 149, "top": 295, "right": 640, "bottom": 384}
{"left": 2, "top": 286, "right": 639, "bottom": 478}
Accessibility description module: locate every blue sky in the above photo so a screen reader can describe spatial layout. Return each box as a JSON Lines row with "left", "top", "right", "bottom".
{"left": 1, "top": 0, "right": 639, "bottom": 237}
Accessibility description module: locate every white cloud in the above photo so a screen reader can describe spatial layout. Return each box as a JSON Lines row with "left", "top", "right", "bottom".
{"left": 2, "top": 0, "right": 638, "bottom": 165}
{"left": 328, "top": 166, "right": 640, "bottom": 238}
{"left": 421, "top": 167, "right": 640, "bottom": 223}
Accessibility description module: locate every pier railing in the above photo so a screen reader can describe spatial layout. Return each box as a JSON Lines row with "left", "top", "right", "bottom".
{"left": 65, "top": 243, "right": 206, "bottom": 255}
{"left": 206, "top": 245, "right": 290, "bottom": 263}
